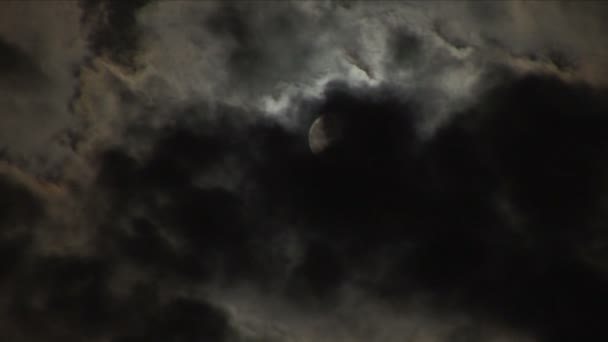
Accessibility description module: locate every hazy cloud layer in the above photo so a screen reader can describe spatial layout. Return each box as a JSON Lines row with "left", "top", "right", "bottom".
{"left": 1, "top": 1, "right": 608, "bottom": 341}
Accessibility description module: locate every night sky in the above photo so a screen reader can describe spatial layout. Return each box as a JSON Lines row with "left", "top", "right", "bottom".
{"left": 2, "top": 1, "right": 608, "bottom": 341}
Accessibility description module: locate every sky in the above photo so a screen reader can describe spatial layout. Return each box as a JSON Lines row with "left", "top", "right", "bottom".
{"left": 2, "top": 1, "right": 608, "bottom": 341}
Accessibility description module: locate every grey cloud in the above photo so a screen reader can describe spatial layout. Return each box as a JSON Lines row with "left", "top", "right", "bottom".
{"left": 2, "top": 1, "right": 608, "bottom": 342}
{"left": 0, "top": 2, "right": 88, "bottom": 176}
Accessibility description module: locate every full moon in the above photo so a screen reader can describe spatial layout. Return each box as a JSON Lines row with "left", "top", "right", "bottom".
{"left": 308, "top": 115, "right": 332, "bottom": 155}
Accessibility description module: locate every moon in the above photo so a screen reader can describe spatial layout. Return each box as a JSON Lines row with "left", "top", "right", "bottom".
{"left": 308, "top": 115, "right": 332, "bottom": 155}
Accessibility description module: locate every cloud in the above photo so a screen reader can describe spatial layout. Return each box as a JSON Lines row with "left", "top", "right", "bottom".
{"left": 79, "top": 72, "right": 608, "bottom": 341}
{"left": 1, "top": 1, "right": 608, "bottom": 342}
{"left": 0, "top": 1, "right": 88, "bottom": 177}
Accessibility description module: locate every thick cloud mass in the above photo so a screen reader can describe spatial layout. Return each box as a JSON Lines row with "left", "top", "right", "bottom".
{"left": 2, "top": 1, "right": 608, "bottom": 341}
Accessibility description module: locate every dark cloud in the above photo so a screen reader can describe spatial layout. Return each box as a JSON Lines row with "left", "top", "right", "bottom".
{"left": 403, "top": 74, "right": 608, "bottom": 341}
{"left": 0, "top": 38, "right": 47, "bottom": 88}
{"left": 115, "top": 296, "right": 233, "bottom": 342}
{"left": 8, "top": 255, "right": 237, "bottom": 342}
{"left": 2, "top": 1, "right": 608, "bottom": 342}
{"left": 81, "top": 0, "right": 152, "bottom": 70}
{"left": 0, "top": 173, "right": 237, "bottom": 342}
{"left": 81, "top": 70, "right": 608, "bottom": 341}
{"left": 0, "top": 175, "right": 45, "bottom": 229}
